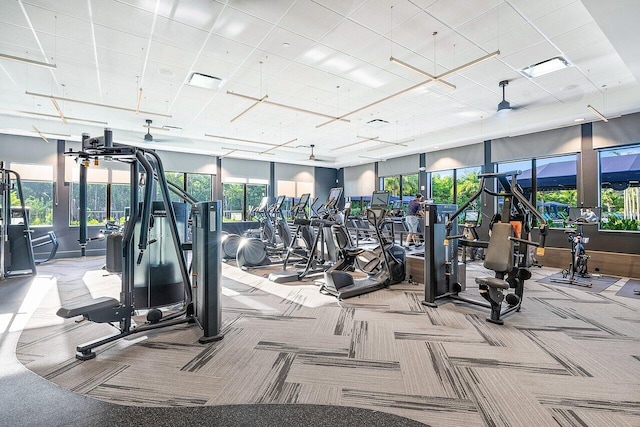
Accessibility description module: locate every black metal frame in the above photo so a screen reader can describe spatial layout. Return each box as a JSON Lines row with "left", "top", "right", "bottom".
{"left": 64, "top": 129, "right": 194, "bottom": 360}
{"left": 0, "top": 163, "right": 37, "bottom": 279}
{"left": 425, "top": 170, "right": 548, "bottom": 323}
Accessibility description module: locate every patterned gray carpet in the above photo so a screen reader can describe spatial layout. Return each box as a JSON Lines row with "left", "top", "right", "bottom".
{"left": 16, "top": 257, "right": 640, "bottom": 426}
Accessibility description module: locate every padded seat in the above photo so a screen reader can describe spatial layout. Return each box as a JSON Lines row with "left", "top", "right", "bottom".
{"left": 56, "top": 296, "right": 120, "bottom": 318}
{"left": 475, "top": 277, "right": 509, "bottom": 289}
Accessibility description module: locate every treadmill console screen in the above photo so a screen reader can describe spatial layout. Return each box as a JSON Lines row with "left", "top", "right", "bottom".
{"left": 273, "top": 195, "right": 286, "bottom": 210}
{"left": 371, "top": 191, "right": 390, "bottom": 207}
{"left": 296, "top": 193, "right": 310, "bottom": 209}
{"left": 326, "top": 187, "right": 343, "bottom": 207}
{"left": 464, "top": 210, "right": 479, "bottom": 223}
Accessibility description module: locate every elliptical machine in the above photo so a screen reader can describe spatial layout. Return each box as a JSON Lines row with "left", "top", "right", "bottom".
{"left": 322, "top": 190, "right": 406, "bottom": 299}
{"left": 236, "top": 195, "right": 295, "bottom": 268}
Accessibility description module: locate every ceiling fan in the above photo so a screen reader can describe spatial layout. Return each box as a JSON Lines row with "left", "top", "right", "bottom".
{"left": 497, "top": 80, "right": 513, "bottom": 112}
{"left": 143, "top": 119, "right": 154, "bottom": 141}
{"left": 142, "top": 119, "right": 182, "bottom": 143}
{"left": 296, "top": 144, "right": 328, "bottom": 162}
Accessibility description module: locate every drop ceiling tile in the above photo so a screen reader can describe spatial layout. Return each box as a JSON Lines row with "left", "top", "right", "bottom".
{"left": 0, "top": 1, "right": 28, "bottom": 26}
{"left": 23, "top": 0, "right": 90, "bottom": 20}
{"left": 160, "top": 0, "right": 225, "bottom": 31}
{"left": 259, "top": 27, "right": 315, "bottom": 61}
{"left": 532, "top": 1, "right": 594, "bottom": 39}
{"left": 152, "top": 15, "right": 209, "bottom": 52}
{"left": 321, "top": 20, "right": 381, "bottom": 55}
{"left": 0, "top": 24, "right": 42, "bottom": 53}
{"left": 508, "top": 0, "right": 577, "bottom": 21}
{"left": 213, "top": 7, "right": 275, "bottom": 47}
{"left": 97, "top": 47, "right": 143, "bottom": 75}
{"left": 279, "top": 0, "right": 343, "bottom": 40}
{"left": 427, "top": 0, "right": 497, "bottom": 29}
{"left": 552, "top": 22, "right": 607, "bottom": 55}
{"left": 93, "top": 25, "right": 147, "bottom": 57}
{"left": 39, "top": 33, "right": 95, "bottom": 64}
{"left": 456, "top": 3, "right": 527, "bottom": 46}
{"left": 227, "top": 0, "right": 296, "bottom": 24}
{"left": 22, "top": 4, "right": 91, "bottom": 43}
{"left": 391, "top": 13, "right": 443, "bottom": 52}
{"left": 200, "top": 36, "right": 255, "bottom": 65}
{"left": 148, "top": 41, "right": 198, "bottom": 72}
{"left": 349, "top": 0, "right": 418, "bottom": 34}
{"left": 313, "top": 0, "right": 369, "bottom": 17}
{"left": 91, "top": 1, "right": 155, "bottom": 38}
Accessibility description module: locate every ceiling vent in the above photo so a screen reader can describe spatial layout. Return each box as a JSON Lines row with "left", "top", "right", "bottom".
{"left": 187, "top": 72, "right": 223, "bottom": 90}
{"left": 520, "top": 56, "right": 570, "bottom": 78}
{"left": 365, "top": 119, "right": 389, "bottom": 129}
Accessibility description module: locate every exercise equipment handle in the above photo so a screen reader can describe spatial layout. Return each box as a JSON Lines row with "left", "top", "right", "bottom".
{"left": 507, "top": 236, "right": 539, "bottom": 247}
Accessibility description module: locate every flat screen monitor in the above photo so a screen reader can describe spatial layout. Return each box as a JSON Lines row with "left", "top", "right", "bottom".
{"left": 371, "top": 190, "right": 390, "bottom": 207}
{"left": 464, "top": 210, "right": 479, "bottom": 223}
{"left": 568, "top": 207, "right": 600, "bottom": 224}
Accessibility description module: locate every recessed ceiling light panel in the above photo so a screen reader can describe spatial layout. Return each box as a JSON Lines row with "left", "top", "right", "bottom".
{"left": 187, "top": 72, "right": 222, "bottom": 90}
{"left": 520, "top": 56, "right": 571, "bottom": 78}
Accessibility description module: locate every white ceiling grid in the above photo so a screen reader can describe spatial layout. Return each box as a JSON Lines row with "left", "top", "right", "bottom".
{"left": 0, "top": 0, "right": 638, "bottom": 167}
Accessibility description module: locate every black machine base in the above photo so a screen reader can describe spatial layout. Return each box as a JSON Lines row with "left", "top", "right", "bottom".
{"left": 268, "top": 270, "right": 301, "bottom": 283}
{"left": 199, "top": 333, "right": 224, "bottom": 344}
{"left": 322, "top": 270, "right": 386, "bottom": 299}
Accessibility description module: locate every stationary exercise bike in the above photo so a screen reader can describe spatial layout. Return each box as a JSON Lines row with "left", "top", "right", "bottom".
{"left": 552, "top": 207, "right": 599, "bottom": 288}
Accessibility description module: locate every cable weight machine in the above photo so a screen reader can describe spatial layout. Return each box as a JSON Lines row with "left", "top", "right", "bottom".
{"left": 57, "top": 129, "right": 222, "bottom": 359}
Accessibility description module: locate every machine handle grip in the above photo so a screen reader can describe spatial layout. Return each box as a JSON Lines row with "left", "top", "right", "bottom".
{"left": 507, "top": 236, "right": 540, "bottom": 247}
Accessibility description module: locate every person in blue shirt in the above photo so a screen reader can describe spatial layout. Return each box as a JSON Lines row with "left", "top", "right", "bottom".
{"left": 405, "top": 193, "right": 425, "bottom": 248}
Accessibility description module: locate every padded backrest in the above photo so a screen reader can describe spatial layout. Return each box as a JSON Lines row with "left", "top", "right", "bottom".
{"left": 483, "top": 222, "right": 513, "bottom": 273}
{"left": 332, "top": 225, "right": 350, "bottom": 249}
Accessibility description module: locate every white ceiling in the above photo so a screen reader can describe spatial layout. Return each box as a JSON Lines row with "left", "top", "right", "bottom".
{"left": 1, "top": 0, "right": 639, "bottom": 168}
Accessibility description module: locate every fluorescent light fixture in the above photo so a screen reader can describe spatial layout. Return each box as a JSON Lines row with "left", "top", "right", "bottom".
{"left": 187, "top": 72, "right": 222, "bottom": 90}
{"left": 389, "top": 56, "right": 456, "bottom": 90}
{"left": 13, "top": 110, "right": 108, "bottom": 125}
{"left": 574, "top": 118, "right": 584, "bottom": 122}
{"left": 135, "top": 88, "right": 143, "bottom": 114}
{"left": 51, "top": 98, "right": 67, "bottom": 124}
{"left": 32, "top": 126, "right": 50, "bottom": 143}
{"left": 520, "top": 56, "right": 570, "bottom": 78}
{"left": 26, "top": 91, "right": 171, "bottom": 118}
{"left": 0, "top": 52, "right": 56, "bottom": 69}
{"left": 587, "top": 104, "right": 608, "bottom": 122}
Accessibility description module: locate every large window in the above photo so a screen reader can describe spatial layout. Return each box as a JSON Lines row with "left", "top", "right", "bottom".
{"left": 13, "top": 180, "right": 54, "bottom": 226}
{"left": 402, "top": 174, "right": 419, "bottom": 198}
{"left": 223, "top": 183, "right": 267, "bottom": 221}
{"left": 456, "top": 167, "right": 481, "bottom": 209}
{"left": 382, "top": 176, "right": 400, "bottom": 197}
{"left": 600, "top": 145, "right": 640, "bottom": 231}
{"left": 497, "top": 156, "right": 576, "bottom": 228}
{"left": 8, "top": 163, "right": 54, "bottom": 226}
{"left": 431, "top": 170, "right": 453, "bottom": 204}
{"left": 110, "top": 184, "right": 130, "bottom": 224}
{"left": 535, "top": 155, "right": 576, "bottom": 227}
{"left": 187, "top": 173, "right": 212, "bottom": 202}
{"left": 70, "top": 182, "right": 108, "bottom": 225}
